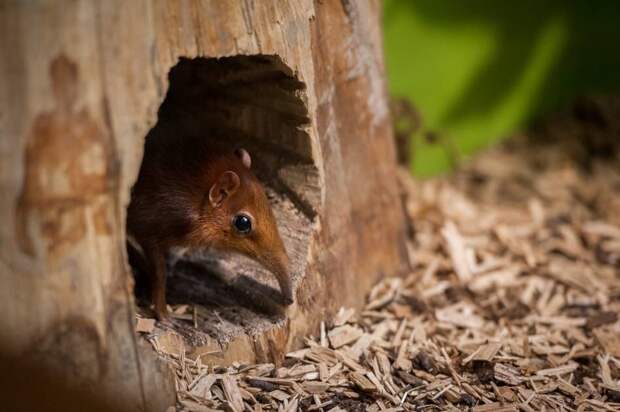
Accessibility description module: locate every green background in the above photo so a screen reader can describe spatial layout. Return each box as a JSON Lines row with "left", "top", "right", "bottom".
{"left": 383, "top": 0, "right": 620, "bottom": 176}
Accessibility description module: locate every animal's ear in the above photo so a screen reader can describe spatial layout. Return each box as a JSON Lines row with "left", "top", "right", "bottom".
{"left": 234, "top": 148, "right": 252, "bottom": 169}
{"left": 208, "top": 171, "right": 240, "bottom": 207}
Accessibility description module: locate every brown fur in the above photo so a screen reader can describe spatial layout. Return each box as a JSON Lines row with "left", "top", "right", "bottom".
{"left": 127, "top": 125, "right": 291, "bottom": 319}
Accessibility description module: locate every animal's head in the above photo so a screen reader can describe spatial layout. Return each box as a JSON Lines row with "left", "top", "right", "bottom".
{"left": 201, "top": 148, "right": 293, "bottom": 305}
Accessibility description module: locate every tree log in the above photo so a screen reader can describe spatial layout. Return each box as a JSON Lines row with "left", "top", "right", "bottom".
{"left": 0, "top": 1, "right": 409, "bottom": 410}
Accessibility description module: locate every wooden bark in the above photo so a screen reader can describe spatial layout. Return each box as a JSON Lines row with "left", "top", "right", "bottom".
{"left": 0, "top": 1, "right": 409, "bottom": 410}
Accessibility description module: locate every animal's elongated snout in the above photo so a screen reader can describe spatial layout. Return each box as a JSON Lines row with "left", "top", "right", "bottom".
{"left": 277, "top": 272, "right": 294, "bottom": 306}
{"left": 261, "top": 252, "right": 293, "bottom": 306}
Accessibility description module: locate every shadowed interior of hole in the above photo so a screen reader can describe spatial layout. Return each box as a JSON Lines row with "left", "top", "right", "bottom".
{"left": 130, "top": 55, "right": 319, "bottom": 345}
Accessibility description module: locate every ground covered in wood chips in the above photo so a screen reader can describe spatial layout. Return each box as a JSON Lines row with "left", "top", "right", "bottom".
{"left": 147, "top": 97, "right": 620, "bottom": 411}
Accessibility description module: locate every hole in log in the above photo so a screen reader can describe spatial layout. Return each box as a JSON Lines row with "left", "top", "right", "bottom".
{"left": 127, "top": 55, "right": 318, "bottom": 347}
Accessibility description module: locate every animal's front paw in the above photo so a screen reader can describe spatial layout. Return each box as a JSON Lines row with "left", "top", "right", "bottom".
{"left": 154, "top": 305, "right": 170, "bottom": 322}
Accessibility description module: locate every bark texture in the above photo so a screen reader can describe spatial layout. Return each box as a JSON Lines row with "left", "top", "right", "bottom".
{"left": 0, "top": 1, "right": 409, "bottom": 410}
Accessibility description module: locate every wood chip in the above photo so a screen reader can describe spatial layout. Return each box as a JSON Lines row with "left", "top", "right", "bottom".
{"left": 350, "top": 372, "right": 377, "bottom": 392}
{"left": 333, "top": 307, "right": 356, "bottom": 326}
{"left": 221, "top": 375, "right": 244, "bottom": 412}
{"left": 494, "top": 362, "right": 523, "bottom": 386}
{"left": 436, "top": 303, "right": 484, "bottom": 329}
{"left": 593, "top": 327, "right": 620, "bottom": 357}
{"left": 328, "top": 325, "right": 363, "bottom": 349}
{"left": 348, "top": 333, "right": 374, "bottom": 360}
{"left": 135, "top": 317, "right": 155, "bottom": 333}
{"left": 442, "top": 221, "right": 473, "bottom": 282}
{"left": 189, "top": 374, "right": 217, "bottom": 398}
{"left": 535, "top": 361, "right": 579, "bottom": 377}
{"left": 465, "top": 342, "right": 502, "bottom": 363}
{"left": 303, "top": 381, "right": 330, "bottom": 394}
{"left": 472, "top": 402, "right": 518, "bottom": 412}
{"left": 394, "top": 341, "right": 412, "bottom": 371}
{"left": 269, "top": 389, "right": 289, "bottom": 401}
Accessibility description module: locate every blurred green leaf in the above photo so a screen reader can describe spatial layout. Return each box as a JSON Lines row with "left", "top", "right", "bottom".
{"left": 384, "top": 0, "right": 620, "bottom": 176}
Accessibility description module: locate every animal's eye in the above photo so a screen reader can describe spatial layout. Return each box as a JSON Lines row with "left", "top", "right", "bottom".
{"left": 232, "top": 213, "right": 252, "bottom": 235}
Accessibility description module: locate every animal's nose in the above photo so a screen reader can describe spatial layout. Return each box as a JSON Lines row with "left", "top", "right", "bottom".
{"left": 270, "top": 254, "right": 293, "bottom": 305}
{"left": 281, "top": 293, "right": 294, "bottom": 306}
{"left": 277, "top": 276, "right": 294, "bottom": 306}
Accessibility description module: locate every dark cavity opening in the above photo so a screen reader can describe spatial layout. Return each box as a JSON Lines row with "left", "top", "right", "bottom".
{"left": 128, "top": 55, "right": 318, "bottom": 347}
